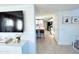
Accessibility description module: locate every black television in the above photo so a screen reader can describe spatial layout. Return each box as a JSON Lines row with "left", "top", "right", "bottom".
{"left": 0, "top": 11, "right": 24, "bottom": 32}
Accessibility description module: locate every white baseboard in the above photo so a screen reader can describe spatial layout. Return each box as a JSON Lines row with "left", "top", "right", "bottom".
{"left": 58, "top": 42, "right": 72, "bottom": 45}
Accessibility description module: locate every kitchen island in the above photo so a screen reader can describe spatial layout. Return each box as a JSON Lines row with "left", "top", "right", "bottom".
{"left": 0, "top": 40, "right": 28, "bottom": 54}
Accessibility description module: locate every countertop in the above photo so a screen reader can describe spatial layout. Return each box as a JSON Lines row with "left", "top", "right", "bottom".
{"left": 0, "top": 40, "right": 26, "bottom": 47}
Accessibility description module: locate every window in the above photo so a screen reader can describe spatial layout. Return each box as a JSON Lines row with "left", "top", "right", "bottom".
{"left": 4, "top": 18, "right": 14, "bottom": 26}
{"left": 1, "top": 18, "right": 14, "bottom": 32}
{"left": 0, "top": 11, "right": 24, "bottom": 32}
{"left": 16, "top": 19, "right": 23, "bottom": 31}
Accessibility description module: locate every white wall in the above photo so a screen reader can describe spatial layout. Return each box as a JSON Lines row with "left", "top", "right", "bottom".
{"left": 57, "top": 9, "right": 79, "bottom": 45}
{"left": 0, "top": 5, "right": 36, "bottom": 53}
{"left": 51, "top": 14, "right": 59, "bottom": 42}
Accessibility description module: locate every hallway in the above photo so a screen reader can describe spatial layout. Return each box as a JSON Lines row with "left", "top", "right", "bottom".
{"left": 37, "top": 30, "right": 79, "bottom": 54}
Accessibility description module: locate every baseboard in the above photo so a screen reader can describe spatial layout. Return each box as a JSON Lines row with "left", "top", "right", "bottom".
{"left": 58, "top": 42, "right": 72, "bottom": 45}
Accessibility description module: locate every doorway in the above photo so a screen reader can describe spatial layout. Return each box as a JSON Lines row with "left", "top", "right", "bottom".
{"left": 35, "top": 18, "right": 57, "bottom": 53}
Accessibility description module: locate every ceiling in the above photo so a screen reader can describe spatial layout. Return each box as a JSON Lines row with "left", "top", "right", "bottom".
{"left": 35, "top": 4, "right": 79, "bottom": 16}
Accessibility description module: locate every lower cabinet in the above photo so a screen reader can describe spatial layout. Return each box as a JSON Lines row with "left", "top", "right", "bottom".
{"left": 0, "top": 40, "right": 28, "bottom": 54}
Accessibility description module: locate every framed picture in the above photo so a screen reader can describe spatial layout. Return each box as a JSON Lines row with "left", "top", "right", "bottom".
{"left": 71, "top": 16, "right": 79, "bottom": 24}
{"left": 62, "top": 16, "right": 71, "bottom": 24}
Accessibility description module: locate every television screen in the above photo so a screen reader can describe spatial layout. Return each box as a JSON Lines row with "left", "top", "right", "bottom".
{"left": 0, "top": 11, "right": 24, "bottom": 32}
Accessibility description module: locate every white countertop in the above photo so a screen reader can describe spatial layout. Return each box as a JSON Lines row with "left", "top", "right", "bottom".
{"left": 0, "top": 40, "right": 26, "bottom": 47}
{"left": 36, "top": 27, "right": 45, "bottom": 30}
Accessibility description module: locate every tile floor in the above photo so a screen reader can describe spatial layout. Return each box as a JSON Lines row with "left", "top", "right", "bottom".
{"left": 37, "top": 30, "right": 79, "bottom": 54}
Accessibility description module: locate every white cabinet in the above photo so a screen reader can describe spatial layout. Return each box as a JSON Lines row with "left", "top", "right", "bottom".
{"left": 0, "top": 40, "right": 28, "bottom": 54}
{"left": 0, "top": 45, "right": 21, "bottom": 54}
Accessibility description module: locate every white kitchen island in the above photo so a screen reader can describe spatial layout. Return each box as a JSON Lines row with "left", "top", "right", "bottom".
{"left": 0, "top": 40, "right": 28, "bottom": 54}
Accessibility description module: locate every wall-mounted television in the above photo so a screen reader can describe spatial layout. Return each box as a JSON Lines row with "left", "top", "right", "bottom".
{"left": 0, "top": 11, "right": 24, "bottom": 32}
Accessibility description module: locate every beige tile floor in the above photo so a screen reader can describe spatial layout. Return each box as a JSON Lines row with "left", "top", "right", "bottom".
{"left": 36, "top": 30, "right": 79, "bottom": 54}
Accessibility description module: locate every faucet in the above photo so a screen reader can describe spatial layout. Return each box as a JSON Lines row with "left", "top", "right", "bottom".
{"left": 16, "top": 36, "right": 21, "bottom": 43}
